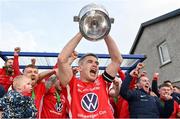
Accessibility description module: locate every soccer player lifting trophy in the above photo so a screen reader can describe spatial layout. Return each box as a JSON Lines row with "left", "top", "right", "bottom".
{"left": 74, "top": 3, "right": 114, "bottom": 41}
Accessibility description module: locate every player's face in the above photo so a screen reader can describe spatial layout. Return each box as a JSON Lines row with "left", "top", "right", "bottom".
{"left": 5, "top": 59, "right": 13, "bottom": 67}
{"left": 79, "top": 56, "right": 99, "bottom": 82}
{"left": 4, "top": 59, "right": 14, "bottom": 75}
{"left": 24, "top": 67, "right": 38, "bottom": 87}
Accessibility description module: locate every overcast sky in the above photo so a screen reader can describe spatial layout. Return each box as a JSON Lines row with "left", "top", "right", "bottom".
{"left": 0, "top": 0, "right": 180, "bottom": 66}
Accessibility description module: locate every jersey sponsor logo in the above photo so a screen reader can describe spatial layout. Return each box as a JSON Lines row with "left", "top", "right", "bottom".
{"left": 55, "top": 102, "right": 63, "bottom": 112}
{"left": 81, "top": 93, "right": 98, "bottom": 112}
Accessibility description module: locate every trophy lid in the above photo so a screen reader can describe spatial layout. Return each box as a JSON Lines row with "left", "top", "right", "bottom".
{"left": 78, "top": 3, "right": 109, "bottom": 19}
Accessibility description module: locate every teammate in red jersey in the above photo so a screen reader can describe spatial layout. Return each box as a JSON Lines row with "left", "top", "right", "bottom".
{"left": 0, "top": 47, "right": 21, "bottom": 92}
{"left": 58, "top": 32, "right": 123, "bottom": 118}
{"left": 41, "top": 76, "right": 68, "bottom": 118}
{"left": 23, "top": 59, "right": 56, "bottom": 118}
{"left": 41, "top": 51, "right": 78, "bottom": 118}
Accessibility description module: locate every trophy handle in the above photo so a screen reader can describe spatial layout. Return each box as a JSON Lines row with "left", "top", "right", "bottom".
{"left": 110, "top": 18, "right": 114, "bottom": 24}
{"left": 73, "top": 16, "right": 80, "bottom": 22}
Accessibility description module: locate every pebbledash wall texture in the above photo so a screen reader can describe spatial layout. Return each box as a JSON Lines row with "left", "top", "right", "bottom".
{"left": 130, "top": 9, "right": 180, "bottom": 86}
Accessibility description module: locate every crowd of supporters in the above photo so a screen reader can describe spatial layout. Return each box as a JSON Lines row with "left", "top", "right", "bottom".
{"left": 0, "top": 33, "right": 180, "bottom": 118}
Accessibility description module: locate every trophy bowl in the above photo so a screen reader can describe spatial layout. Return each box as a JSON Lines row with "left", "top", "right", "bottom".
{"left": 74, "top": 3, "right": 114, "bottom": 41}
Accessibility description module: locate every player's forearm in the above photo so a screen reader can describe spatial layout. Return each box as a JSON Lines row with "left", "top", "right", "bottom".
{"left": 58, "top": 32, "right": 82, "bottom": 63}
{"left": 104, "top": 35, "right": 123, "bottom": 64}
{"left": 13, "top": 53, "right": 21, "bottom": 75}
{"left": 38, "top": 69, "right": 55, "bottom": 81}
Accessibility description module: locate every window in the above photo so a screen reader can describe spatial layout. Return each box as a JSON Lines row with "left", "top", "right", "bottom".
{"left": 158, "top": 41, "right": 171, "bottom": 65}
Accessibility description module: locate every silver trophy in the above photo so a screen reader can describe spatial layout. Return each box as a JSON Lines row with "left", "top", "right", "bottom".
{"left": 74, "top": 3, "right": 114, "bottom": 41}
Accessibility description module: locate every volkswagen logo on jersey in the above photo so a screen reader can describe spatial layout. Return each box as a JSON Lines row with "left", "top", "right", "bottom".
{"left": 81, "top": 93, "right": 99, "bottom": 112}
{"left": 55, "top": 102, "right": 63, "bottom": 112}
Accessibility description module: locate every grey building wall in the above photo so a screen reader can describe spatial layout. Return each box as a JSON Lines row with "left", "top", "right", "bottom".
{"left": 132, "top": 16, "right": 180, "bottom": 86}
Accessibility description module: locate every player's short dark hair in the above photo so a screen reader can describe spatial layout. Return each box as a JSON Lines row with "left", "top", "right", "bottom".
{"left": 78, "top": 53, "right": 98, "bottom": 64}
{"left": 23, "top": 64, "right": 38, "bottom": 73}
{"left": 5, "top": 58, "right": 14, "bottom": 63}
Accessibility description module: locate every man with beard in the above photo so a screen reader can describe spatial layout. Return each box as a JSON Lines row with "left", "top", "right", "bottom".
{"left": 0, "top": 47, "right": 21, "bottom": 93}
{"left": 58, "top": 32, "right": 123, "bottom": 118}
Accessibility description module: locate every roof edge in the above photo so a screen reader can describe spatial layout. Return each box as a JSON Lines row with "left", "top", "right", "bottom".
{"left": 129, "top": 8, "right": 180, "bottom": 54}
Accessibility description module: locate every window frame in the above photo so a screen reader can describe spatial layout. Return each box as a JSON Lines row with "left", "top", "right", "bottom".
{"left": 158, "top": 41, "right": 171, "bottom": 65}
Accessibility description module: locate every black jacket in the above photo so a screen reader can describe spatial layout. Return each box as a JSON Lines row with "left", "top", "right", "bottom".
{"left": 120, "top": 73, "right": 174, "bottom": 118}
